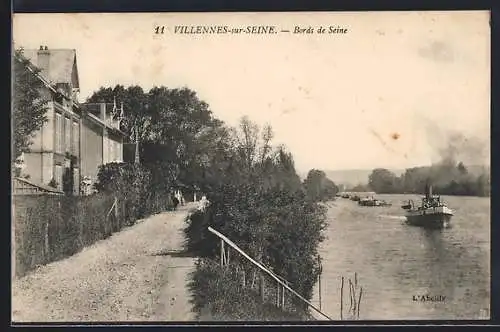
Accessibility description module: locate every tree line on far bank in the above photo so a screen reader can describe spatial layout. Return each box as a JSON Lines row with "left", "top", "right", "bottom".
{"left": 366, "top": 162, "right": 490, "bottom": 197}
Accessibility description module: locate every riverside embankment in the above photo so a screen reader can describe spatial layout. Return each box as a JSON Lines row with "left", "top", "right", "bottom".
{"left": 12, "top": 204, "right": 196, "bottom": 322}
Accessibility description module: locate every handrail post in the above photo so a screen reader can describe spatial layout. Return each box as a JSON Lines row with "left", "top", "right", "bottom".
{"left": 282, "top": 284, "right": 285, "bottom": 308}
{"left": 276, "top": 280, "right": 280, "bottom": 307}
{"left": 220, "top": 239, "right": 224, "bottom": 267}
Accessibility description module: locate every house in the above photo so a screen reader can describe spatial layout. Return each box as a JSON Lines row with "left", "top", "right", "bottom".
{"left": 79, "top": 102, "right": 126, "bottom": 193}
{"left": 13, "top": 46, "right": 126, "bottom": 195}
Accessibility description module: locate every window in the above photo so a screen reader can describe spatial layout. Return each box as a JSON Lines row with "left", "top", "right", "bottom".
{"left": 54, "top": 165, "right": 63, "bottom": 190}
{"left": 108, "top": 137, "right": 113, "bottom": 163}
{"left": 73, "top": 168, "right": 80, "bottom": 196}
{"left": 54, "top": 93, "right": 64, "bottom": 105}
{"left": 72, "top": 121, "right": 79, "bottom": 156}
{"left": 115, "top": 141, "right": 119, "bottom": 162}
{"left": 111, "top": 139, "right": 115, "bottom": 162}
{"left": 116, "top": 141, "right": 121, "bottom": 162}
{"left": 55, "top": 113, "right": 62, "bottom": 153}
{"left": 65, "top": 117, "right": 71, "bottom": 153}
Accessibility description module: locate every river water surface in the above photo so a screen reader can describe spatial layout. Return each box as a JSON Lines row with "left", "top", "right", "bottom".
{"left": 311, "top": 194, "right": 490, "bottom": 320}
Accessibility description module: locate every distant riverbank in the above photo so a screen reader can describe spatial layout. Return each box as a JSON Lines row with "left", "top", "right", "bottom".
{"left": 346, "top": 192, "right": 491, "bottom": 199}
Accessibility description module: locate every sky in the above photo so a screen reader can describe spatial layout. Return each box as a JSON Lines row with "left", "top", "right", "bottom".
{"left": 13, "top": 11, "right": 491, "bottom": 173}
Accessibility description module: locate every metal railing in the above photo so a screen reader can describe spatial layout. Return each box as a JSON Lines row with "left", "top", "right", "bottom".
{"left": 207, "top": 226, "right": 333, "bottom": 320}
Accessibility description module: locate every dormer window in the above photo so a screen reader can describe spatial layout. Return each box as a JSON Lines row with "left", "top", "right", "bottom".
{"left": 54, "top": 92, "right": 64, "bottom": 105}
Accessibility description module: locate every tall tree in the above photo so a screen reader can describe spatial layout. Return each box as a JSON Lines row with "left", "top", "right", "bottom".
{"left": 303, "top": 169, "right": 338, "bottom": 201}
{"left": 87, "top": 85, "right": 226, "bottom": 193}
{"left": 12, "top": 48, "right": 49, "bottom": 164}
{"left": 368, "top": 168, "right": 401, "bottom": 194}
{"left": 146, "top": 86, "right": 225, "bottom": 190}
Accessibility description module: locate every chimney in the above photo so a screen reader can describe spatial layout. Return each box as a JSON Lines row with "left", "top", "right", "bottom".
{"left": 37, "top": 46, "right": 50, "bottom": 79}
{"left": 99, "top": 103, "right": 107, "bottom": 121}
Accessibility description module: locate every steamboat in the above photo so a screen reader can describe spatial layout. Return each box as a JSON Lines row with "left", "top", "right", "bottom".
{"left": 403, "top": 185, "right": 453, "bottom": 228}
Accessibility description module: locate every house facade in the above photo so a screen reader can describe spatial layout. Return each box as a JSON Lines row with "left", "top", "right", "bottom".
{"left": 79, "top": 103, "right": 125, "bottom": 192}
{"left": 14, "top": 46, "right": 126, "bottom": 195}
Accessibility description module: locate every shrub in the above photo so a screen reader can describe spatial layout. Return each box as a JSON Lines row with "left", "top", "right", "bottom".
{"left": 95, "top": 162, "right": 174, "bottom": 218}
{"left": 184, "top": 181, "right": 328, "bottom": 318}
{"left": 184, "top": 209, "right": 217, "bottom": 257}
{"left": 180, "top": 117, "right": 328, "bottom": 320}
{"left": 188, "top": 258, "right": 305, "bottom": 321}
{"left": 14, "top": 195, "right": 57, "bottom": 276}
{"left": 13, "top": 193, "right": 120, "bottom": 277}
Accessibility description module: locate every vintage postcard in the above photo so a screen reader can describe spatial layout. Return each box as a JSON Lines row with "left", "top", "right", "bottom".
{"left": 11, "top": 11, "right": 490, "bottom": 323}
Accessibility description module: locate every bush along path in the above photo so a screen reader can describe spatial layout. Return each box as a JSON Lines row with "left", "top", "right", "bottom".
{"left": 182, "top": 118, "right": 332, "bottom": 321}
{"left": 12, "top": 203, "right": 196, "bottom": 322}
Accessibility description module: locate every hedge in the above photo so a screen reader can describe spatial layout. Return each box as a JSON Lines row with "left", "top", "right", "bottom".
{"left": 13, "top": 162, "right": 174, "bottom": 278}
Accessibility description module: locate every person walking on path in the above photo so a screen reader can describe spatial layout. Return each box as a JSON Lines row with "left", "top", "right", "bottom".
{"left": 172, "top": 193, "right": 179, "bottom": 211}
{"left": 198, "top": 195, "right": 209, "bottom": 212}
{"left": 176, "top": 190, "right": 185, "bottom": 206}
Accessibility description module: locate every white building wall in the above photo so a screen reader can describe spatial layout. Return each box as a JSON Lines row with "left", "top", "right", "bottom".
{"left": 28, "top": 102, "right": 54, "bottom": 152}
{"left": 117, "top": 139, "right": 123, "bottom": 162}
{"left": 102, "top": 130, "right": 109, "bottom": 164}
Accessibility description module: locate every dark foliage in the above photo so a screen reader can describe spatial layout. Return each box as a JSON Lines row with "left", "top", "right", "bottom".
{"left": 14, "top": 194, "right": 119, "bottom": 277}
{"left": 12, "top": 49, "right": 50, "bottom": 162}
{"left": 183, "top": 117, "right": 327, "bottom": 319}
{"left": 303, "top": 169, "right": 339, "bottom": 202}
{"left": 188, "top": 258, "right": 308, "bottom": 321}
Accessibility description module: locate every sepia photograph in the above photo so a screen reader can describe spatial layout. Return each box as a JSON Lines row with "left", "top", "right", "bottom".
{"left": 11, "top": 11, "right": 490, "bottom": 323}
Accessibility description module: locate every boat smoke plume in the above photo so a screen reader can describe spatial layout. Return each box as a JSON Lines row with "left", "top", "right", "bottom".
{"left": 435, "top": 131, "right": 489, "bottom": 168}
{"left": 422, "top": 126, "right": 490, "bottom": 188}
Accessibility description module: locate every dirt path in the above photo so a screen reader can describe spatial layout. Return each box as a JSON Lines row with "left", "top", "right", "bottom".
{"left": 12, "top": 204, "right": 197, "bottom": 322}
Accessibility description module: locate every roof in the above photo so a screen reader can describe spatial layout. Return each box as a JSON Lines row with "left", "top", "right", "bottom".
{"left": 21, "top": 48, "right": 79, "bottom": 89}
{"left": 85, "top": 112, "right": 127, "bottom": 137}
{"left": 80, "top": 102, "right": 127, "bottom": 137}
{"left": 13, "top": 177, "right": 64, "bottom": 195}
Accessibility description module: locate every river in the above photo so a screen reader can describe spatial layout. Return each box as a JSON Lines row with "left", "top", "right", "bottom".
{"left": 311, "top": 194, "right": 490, "bottom": 320}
